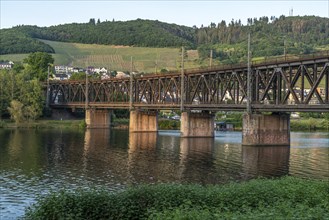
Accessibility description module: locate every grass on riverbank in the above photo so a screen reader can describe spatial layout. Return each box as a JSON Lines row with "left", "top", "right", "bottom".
{"left": 0, "top": 119, "right": 85, "bottom": 129}
{"left": 24, "top": 176, "right": 329, "bottom": 219}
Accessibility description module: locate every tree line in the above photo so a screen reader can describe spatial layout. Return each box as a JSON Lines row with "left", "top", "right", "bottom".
{"left": 0, "top": 29, "right": 55, "bottom": 55}
{"left": 0, "top": 52, "right": 54, "bottom": 122}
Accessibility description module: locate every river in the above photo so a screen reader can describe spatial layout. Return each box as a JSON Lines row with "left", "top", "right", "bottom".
{"left": 0, "top": 129, "right": 328, "bottom": 218}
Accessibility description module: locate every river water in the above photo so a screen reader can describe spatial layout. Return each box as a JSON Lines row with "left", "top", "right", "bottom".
{"left": 0, "top": 129, "right": 328, "bottom": 218}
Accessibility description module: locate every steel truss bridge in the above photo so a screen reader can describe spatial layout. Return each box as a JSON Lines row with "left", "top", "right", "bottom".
{"left": 49, "top": 52, "right": 329, "bottom": 113}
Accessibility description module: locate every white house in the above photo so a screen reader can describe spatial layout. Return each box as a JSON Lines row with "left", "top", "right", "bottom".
{"left": 0, "top": 61, "right": 14, "bottom": 69}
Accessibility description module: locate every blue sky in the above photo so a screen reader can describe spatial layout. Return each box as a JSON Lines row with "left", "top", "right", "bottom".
{"left": 1, "top": 0, "right": 328, "bottom": 29}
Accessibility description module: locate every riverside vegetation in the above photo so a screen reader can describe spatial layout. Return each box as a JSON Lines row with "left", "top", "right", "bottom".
{"left": 24, "top": 176, "right": 329, "bottom": 219}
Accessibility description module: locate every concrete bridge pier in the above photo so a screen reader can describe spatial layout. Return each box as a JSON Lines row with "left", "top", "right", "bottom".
{"left": 181, "top": 111, "right": 215, "bottom": 138}
{"left": 85, "top": 109, "right": 111, "bottom": 128}
{"left": 129, "top": 110, "right": 158, "bottom": 132}
{"left": 242, "top": 113, "right": 290, "bottom": 146}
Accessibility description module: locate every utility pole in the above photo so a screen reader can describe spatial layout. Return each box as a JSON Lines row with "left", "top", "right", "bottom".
{"left": 46, "top": 65, "right": 50, "bottom": 108}
{"left": 283, "top": 38, "right": 287, "bottom": 60}
{"left": 247, "top": 33, "right": 251, "bottom": 114}
{"left": 155, "top": 59, "right": 158, "bottom": 74}
{"left": 180, "top": 47, "right": 185, "bottom": 111}
{"left": 129, "top": 56, "right": 133, "bottom": 110}
{"left": 85, "top": 70, "right": 89, "bottom": 109}
{"left": 210, "top": 49, "right": 213, "bottom": 67}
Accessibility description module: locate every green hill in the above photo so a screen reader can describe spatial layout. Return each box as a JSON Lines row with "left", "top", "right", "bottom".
{"left": 0, "top": 19, "right": 195, "bottom": 55}
{"left": 0, "top": 16, "right": 328, "bottom": 71}
{"left": 0, "top": 40, "right": 201, "bottom": 73}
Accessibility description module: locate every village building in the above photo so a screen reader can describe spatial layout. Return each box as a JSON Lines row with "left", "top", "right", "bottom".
{"left": 0, "top": 61, "right": 14, "bottom": 69}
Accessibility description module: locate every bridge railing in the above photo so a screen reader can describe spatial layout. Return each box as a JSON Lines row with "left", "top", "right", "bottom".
{"left": 157, "top": 50, "right": 329, "bottom": 76}
{"left": 251, "top": 50, "right": 329, "bottom": 66}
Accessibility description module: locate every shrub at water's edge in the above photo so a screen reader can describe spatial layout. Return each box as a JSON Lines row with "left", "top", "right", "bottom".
{"left": 24, "top": 176, "right": 329, "bottom": 219}
{"left": 158, "top": 119, "right": 180, "bottom": 130}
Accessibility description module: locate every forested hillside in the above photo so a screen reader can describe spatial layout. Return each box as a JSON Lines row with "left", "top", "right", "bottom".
{"left": 0, "top": 16, "right": 328, "bottom": 64}
{"left": 0, "top": 29, "right": 55, "bottom": 54}
{"left": 196, "top": 15, "right": 329, "bottom": 63}
{"left": 0, "top": 19, "right": 195, "bottom": 55}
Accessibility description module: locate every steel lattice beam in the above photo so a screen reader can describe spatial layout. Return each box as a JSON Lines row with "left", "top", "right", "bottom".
{"left": 49, "top": 54, "right": 329, "bottom": 112}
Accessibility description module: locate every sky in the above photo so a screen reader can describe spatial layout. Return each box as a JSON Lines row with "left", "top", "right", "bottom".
{"left": 1, "top": 0, "right": 328, "bottom": 29}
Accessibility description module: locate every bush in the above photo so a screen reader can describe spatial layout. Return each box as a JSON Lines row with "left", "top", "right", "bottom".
{"left": 25, "top": 177, "right": 329, "bottom": 219}
{"left": 158, "top": 119, "right": 180, "bottom": 130}
{"left": 78, "top": 120, "right": 86, "bottom": 129}
{"left": 290, "top": 118, "right": 328, "bottom": 131}
{"left": 0, "top": 120, "right": 6, "bottom": 128}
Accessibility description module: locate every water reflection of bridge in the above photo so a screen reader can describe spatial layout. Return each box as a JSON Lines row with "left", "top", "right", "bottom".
{"left": 242, "top": 146, "right": 290, "bottom": 178}
{"left": 82, "top": 130, "right": 290, "bottom": 183}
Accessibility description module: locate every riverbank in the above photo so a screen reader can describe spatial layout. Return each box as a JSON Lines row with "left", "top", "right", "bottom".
{"left": 290, "top": 118, "right": 329, "bottom": 131}
{"left": 24, "top": 176, "right": 329, "bottom": 219}
{"left": 0, "top": 119, "right": 85, "bottom": 129}
{"left": 1, "top": 118, "right": 328, "bottom": 131}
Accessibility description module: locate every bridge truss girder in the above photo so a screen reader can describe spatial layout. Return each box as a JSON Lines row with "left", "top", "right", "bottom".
{"left": 49, "top": 57, "right": 329, "bottom": 112}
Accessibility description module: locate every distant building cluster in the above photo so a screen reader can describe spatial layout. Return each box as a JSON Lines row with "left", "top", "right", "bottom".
{"left": 0, "top": 61, "right": 132, "bottom": 80}
{"left": 54, "top": 65, "right": 110, "bottom": 80}
{"left": 53, "top": 65, "right": 135, "bottom": 80}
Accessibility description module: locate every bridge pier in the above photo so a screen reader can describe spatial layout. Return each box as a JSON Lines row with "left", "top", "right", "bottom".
{"left": 181, "top": 111, "right": 215, "bottom": 138}
{"left": 242, "top": 113, "right": 290, "bottom": 146}
{"left": 129, "top": 110, "right": 158, "bottom": 132}
{"left": 85, "top": 109, "right": 111, "bottom": 129}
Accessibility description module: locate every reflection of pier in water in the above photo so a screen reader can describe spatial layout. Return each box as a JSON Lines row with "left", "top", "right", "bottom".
{"left": 128, "top": 132, "right": 158, "bottom": 150}
{"left": 127, "top": 132, "right": 162, "bottom": 183}
{"left": 83, "top": 129, "right": 130, "bottom": 184}
{"left": 242, "top": 146, "right": 290, "bottom": 178}
{"left": 83, "top": 129, "right": 110, "bottom": 172}
{"left": 179, "top": 138, "right": 215, "bottom": 183}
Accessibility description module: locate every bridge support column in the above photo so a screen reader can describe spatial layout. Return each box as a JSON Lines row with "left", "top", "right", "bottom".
{"left": 181, "top": 112, "right": 215, "bottom": 138}
{"left": 85, "top": 109, "right": 111, "bottom": 129}
{"left": 129, "top": 110, "right": 158, "bottom": 132}
{"left": 242, "top": 113, "right": 290, "bottom": 146}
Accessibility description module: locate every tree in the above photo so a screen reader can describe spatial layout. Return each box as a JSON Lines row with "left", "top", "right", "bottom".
{"left": 12, "top": 62, "right": 24, "bottom": 73}
{"left": 89, "top": 18, "right": 96, "bottom": 25}
{"left": 69, "top": 72, "right": 87, "bottom": 80}
{"left": 8, "top": 100, "right": 24, "bottom": 124}
{"left": 0, "top": 70, "right": 11, "bottom": 118}
{"left": 23, "top": 52, "right": 54, "bottom": 81}
{"left": 20, "top": 79, "right": 44, "bottom": 121}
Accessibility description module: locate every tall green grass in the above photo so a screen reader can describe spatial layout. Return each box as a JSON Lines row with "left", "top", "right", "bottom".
{"left": 24, "top": 176, "right": 329, "bottom": 219}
